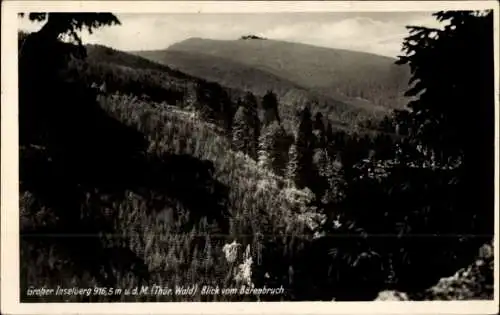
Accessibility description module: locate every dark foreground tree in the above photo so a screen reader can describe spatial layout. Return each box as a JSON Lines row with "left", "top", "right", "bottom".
{"left": 389, "top": 10, "right": 495, "bottom": 293}
{"left": 396, "top": 9, "right": 494, "bottom": 233}
{"left": 19, "top": 14, "right": 234, "bottom": 303}
{"left": 397, "top": 10, "right": 494, "bottom": 164}
{"left": 19, "top": 13, "right": 120, "bottom": 44}
{"left": 20, "top": 13, "right": 232, "bottom": 302}
{"left": 19, "top": 13, "right": 123, "bottom": 146}
{"left": 296, "top": 10, "right": 495, "bottom": 301}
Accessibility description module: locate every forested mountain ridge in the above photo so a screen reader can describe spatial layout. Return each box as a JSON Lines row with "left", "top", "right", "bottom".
{"left": 81, "top": 43, "right": 393, "bottom": 135}
{"left": 133, "top": 38, "right": 410, "bottom": 123}
{"left": 167, "top": 37, "right": 409, "bottom": 104}
{"left": 133, "top": 48, "right": 385, "bottom": 127}
{"left": 86, "top": 44, "right": 194, "bottom": 79}
{"left": 133, "top": 49, "right": 316, "bottom": 106}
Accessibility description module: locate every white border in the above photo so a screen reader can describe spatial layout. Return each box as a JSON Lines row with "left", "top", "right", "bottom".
{"left": 1, "top": 1, "right": 499, "bottom": 315}
{"left": 0, "top": 1, "right": 499, "bottom": 13}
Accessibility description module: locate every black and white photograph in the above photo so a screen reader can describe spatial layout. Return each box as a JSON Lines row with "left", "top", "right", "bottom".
{"left": 1, "top": 1, "right": 498, "bottom": 314}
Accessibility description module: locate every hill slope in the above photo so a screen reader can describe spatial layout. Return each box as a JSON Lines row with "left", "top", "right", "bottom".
{"left": 135, "top": 49, "right": 312, "bottom": 102}
{"left": 75, "top": 44, "right": 255, "bottom": 111}
{"left": 86, "top": 44, "right": 194, "bottom": 79}
{"left": 133, "top": 38, "right": 410, "bottom": 124}
{"left": 133, "top": 49, "right": 371, "bottom": 126}
{"left": 82, "top": 44, "right": 377, "bottom": 133}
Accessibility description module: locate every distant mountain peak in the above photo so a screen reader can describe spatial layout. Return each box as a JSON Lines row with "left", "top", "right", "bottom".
{"left": 239, "top": 35, "right": 267, "bottom": 40}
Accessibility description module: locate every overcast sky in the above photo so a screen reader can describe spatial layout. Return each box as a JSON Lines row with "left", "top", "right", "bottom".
{"left": 18, "top": 12, "right": 444, "bottom": 57}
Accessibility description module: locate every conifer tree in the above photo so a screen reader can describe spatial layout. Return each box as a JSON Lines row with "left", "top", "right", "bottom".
{"left": 396, "top": 10, "right": 493, "bottom": 167}
{"left": 324, "top": 121, "right": 335, "bottom": 158}
{"left": 313, "top": 112, "right": 326, "bottom": 149}
{"left": 231, "top": 93, "right": 261, "bottom": 159}
{"left": 18, "top": 13, "right": 152, "bottom": 295}
{"left": 232, "top": 99, "right": 251, "bottom": 154}
{"left": 258, "top": 123, "right": 276, "bottom": 171}
{"left": 261, "top": 90, "right": 280, "bottom": 126}
{"left": 19, "top": 13, "right": 121, "bottom": 146}
{"left": 258, "top": 121, "right": 288, "bottom": 175}
{"left": 221, "top": 94, "right": 234, "bottom": 136}
{"left": 194, "top": 81, "right": 233, "bottom": 132}
{"left": 287, "top": 105, "right": 315, "bottom": 188}
{"left": 243, "top": 92, "right": 261, "bottom": 159}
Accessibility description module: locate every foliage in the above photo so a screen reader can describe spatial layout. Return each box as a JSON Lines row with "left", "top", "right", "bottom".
{"left": 419, "top": 241, "right": 494, "bottom": 300}
{"left": 65, "top": 53, "right": 188, "bottom": 105}
{"left": 232, "top": 103, "right": 252, "bottom": 154}
{"left": 313, "top": 112, "right": 326, "bottom": 148}
{"left": 195, "top": 80, "right": 235, "bottom": 133}
{"left": 396, "top": 10, "right": 494, "bottom": 164}
{"left": 258, "top": 121, "right": 290, "bottom": 175}
{"left": 19, "top": 13, "right": 150, "bottom": 302}
{"left": 19, "top": 13, "right": 120, "bottom": 46}
{"left": 232, "top": 93, "right": 262, "bottom": 159}
{"left": 287, "top": 105, "right": 315, "bottom": 188}
{"left": 244, "top": 93, "right": 261, "bottom": 159}
{"left": 313, "top": 9, "right": 495, "bottom": 298}
{"left": 261, "top": 90, "right": 281, "bottom": 126}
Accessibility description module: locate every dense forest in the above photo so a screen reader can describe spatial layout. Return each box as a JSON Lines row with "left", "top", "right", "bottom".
{"left": 18, "top": 10, "right": 494, "bottom": 302}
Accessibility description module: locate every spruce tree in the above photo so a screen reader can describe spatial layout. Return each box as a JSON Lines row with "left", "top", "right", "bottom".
{"left": 258, "top": 121, "right": 288, "bottom": 175}
{"left": 325, "top": 121, "right": 335, "bottom": 158}
{"left": 287, "top": 105, "right": 314, "bottom": 188}
{"left": 258, "top": 123, "right": 276, "bottom": 171}
{"left": 18, "top": 13, "right": 152, "bottom": 295}
{"left": 231, "top": 93, "right": 261, "bottom": 159}
{"left": 194, "top": 81, "right": 233, "bottom": 131}
{"left": 221, "top": 93, "right": 234, "bottom": 136}
{"left": 396, "top": 10, "right": 493, "bottom": 167}
{"left": 313, "top": 112, "right": 326, "bottom": 149}
{"left": 232, "top": 99, "right": 251, "bottom": 154}
{"left": 243, "top": 92, "right": 260, "bottom": 159}
{"left": 261, "top": 90, "right": 280, "bottom": 126}
{"left": 19, "top": 13, "right": 121, "bottom": 147}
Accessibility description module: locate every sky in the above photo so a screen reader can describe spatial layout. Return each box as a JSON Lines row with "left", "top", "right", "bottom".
{"left": 18, "top": 12, "right": 445, "bottom": 57}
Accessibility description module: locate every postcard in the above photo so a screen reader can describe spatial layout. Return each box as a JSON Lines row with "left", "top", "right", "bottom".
{"left": 1, "top": 1, "right": 498, "bottom": 314}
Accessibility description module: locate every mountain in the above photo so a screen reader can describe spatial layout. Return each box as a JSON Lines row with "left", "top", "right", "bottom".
{"left": 135, "top": 49, "right": 312, "bottom": 103}
{"left": 82, "top": 44, "right": 373, "bottom": 133}
{"left": 134, "top": 49, "right": 365, "bottom": 127}
{"left": 133, "top": 38, "right": 411, "bottom": 125}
